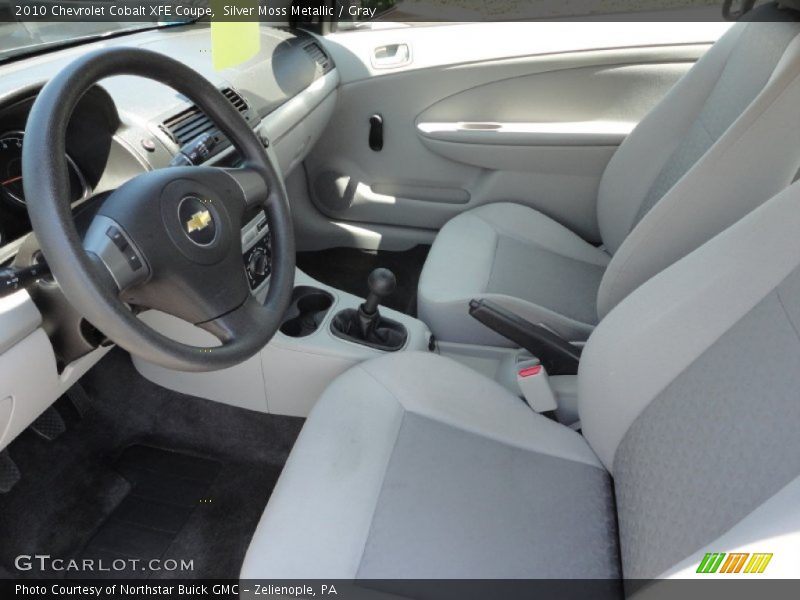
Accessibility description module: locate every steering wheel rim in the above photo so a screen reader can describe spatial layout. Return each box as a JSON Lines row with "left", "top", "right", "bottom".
{"left": 23, "top": 47, "right": 295, "bottom": 372}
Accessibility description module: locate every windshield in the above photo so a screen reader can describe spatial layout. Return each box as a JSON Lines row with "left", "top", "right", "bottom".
{"left": 0, "top": 21, "right": 170, "bottom": 63}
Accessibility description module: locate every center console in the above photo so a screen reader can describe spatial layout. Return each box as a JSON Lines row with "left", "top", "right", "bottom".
{"left": 131, "top": 221, "right": 432, "bottom": 417}
{"left": 132, "top": 207, "right": 581, "bottom": 424}
{"left": 280, "top": 286, "right": 334, "bottom": 338}
{"left": 242, "top": 213, "right": 412, "bottom": 353}
{"left": 241, "top": 210, "right": 272, "bottom": 293}
{"left": 131, "top": 211, "right": 578, "bottom": 424}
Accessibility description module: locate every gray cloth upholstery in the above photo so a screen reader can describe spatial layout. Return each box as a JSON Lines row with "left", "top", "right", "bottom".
{"left": 419, "top": 21, "right": 800, "bottom": 344}
{"left": 630, "top": 22, "right": 800, "bottom": 227}
{"left": 357, "top": 413, "right": 618, "bottom": 579}
{"left": 597, "top": 22, "right": 800, "bottom": 319}
{"left": 579, "top": 175, "right": 800, "bottom": 579}
{"left": 418, "top": 202, "right": 609, "bottom": 345}
{"left": 245, "top": 177, "right": 800, "bottom": 582}
{"left": 241, "top": 351, "right": 615, "bottom": 578}
{"left": 655, "top": 473, "right": 800, "bottom": 579}
{"left": 490, "top": 237, "right": 605, "bottom": 325}
{"left": 615, "top": 282, "right": 800, "bottom": 579}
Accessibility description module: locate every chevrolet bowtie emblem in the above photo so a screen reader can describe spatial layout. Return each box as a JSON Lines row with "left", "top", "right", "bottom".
{"left": 186, "top": 210, "right": 212, "bottom": 234}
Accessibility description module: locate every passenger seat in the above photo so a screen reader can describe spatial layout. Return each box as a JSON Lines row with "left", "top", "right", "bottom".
{"left": 418, "top": 3, "right": 800, "bottom": 346}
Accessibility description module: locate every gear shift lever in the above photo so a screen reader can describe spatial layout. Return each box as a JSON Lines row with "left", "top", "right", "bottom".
{"left": 360, "top": 268, "right": 396, "bottom": 328}
{"left": 331, "top": 267, "right": 408, "bottom": 351}
{"left": 358, "top": 268, "right": 397, "bottom": 340}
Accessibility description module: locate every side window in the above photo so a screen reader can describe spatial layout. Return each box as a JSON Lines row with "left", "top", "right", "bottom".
{"left": 333, "top": 0, "right": 725, "bottom": 29}
{"left": 333, "top": 0, "right": 400, "bottom": 29}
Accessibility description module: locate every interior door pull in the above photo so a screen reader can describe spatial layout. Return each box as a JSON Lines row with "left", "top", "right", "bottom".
{"left": 372, "top": 43, "right": 411, "bottom": 69}
{"left": 369, "top": 114, "right": 384, "bottom": 151}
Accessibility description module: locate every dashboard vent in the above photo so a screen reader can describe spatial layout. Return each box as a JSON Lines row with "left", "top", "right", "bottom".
{"left": 160, "top": 87, "right": 252, "bottom": 147}
{"left": 221, "top": 87, "right": 249, "bottom": 113}
{"left": 302, "top": 41, "right": 333, "bottom": 74}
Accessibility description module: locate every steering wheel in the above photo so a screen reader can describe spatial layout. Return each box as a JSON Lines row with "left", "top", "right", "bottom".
{"left": 23, "top": 48, "right": 295, "bottom": 372}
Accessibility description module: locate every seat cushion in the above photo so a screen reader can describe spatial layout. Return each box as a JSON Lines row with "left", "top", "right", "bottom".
{"left": 241, "top": 352, "right": 619, "bottom": 579}
{"left": 418, "top": 203, "right": 610, "bottom": 345}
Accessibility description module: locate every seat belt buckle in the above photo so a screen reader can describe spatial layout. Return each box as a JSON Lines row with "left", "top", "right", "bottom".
{"left": 516, "top": 358, "right": 558, "bottom": 413}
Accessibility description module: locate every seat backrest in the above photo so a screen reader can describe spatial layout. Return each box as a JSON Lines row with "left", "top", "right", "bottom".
{"left": 579, "top": 177, "right": 800, "bottom": 579}
{"left": 595, "top": 10, "right": 800, "bottom": 320}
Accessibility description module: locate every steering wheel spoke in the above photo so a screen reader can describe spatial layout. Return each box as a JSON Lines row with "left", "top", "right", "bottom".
{"left": 83, "top": 214, "right": 150, "bottom": 291}
{"left": 222, "top": 166, "right": 270, "bottom": 210}
{"left": 197, "top": 294, "right": 267, "bottom": 345}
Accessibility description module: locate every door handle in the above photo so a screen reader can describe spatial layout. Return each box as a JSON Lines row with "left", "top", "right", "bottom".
{"left": 371, "top": 43, "right": 411, "bottom": 69}
{"left": 369, "top": 114, "right": 383, "bottom": 151}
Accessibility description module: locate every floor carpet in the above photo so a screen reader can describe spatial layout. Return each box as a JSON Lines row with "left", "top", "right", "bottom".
{"left": 0, "top": 349, "right": 304, "bottom": 580}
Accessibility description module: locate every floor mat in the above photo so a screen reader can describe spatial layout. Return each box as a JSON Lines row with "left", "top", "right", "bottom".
{"left": 0, "top": 350, "right": 304, "bottom": 580}
{"left": 75, "top": 445, "right": 221, "bottom": 578}
{"left": 297, "top": 245, "right": 431, "bottom": 316}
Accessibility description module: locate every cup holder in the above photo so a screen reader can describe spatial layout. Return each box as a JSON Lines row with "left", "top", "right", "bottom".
{"left": 280, "top": 286, "right": 335, "bottom": 338}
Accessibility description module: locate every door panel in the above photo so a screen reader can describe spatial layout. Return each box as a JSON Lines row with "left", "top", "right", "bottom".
{"left": 307, "top": 23, "right": 729, "bottom": 244}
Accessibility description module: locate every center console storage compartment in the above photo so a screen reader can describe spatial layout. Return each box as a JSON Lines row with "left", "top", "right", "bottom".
{"left": 280, "top": 286, "right": 334, "bottom": 338}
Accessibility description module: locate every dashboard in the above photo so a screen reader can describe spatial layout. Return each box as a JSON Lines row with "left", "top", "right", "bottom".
{"left": 0, "top": 132, "right": 86, "bottom": 210}
{"left": 0, "top": 22, "right": 339, "bottom": 452}
{"left": 0, "top": 86, "right": 120, "bottom": 247}
{"left": 0, "top": 23, "right": 336, "bottom": 259}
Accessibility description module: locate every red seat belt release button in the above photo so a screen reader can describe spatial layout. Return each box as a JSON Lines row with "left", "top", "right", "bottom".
{"left": 516, "top": 360, "right": 557, "bottom": 412}
{"left": 518, "top": 365, "right": 543, "bottom": 378}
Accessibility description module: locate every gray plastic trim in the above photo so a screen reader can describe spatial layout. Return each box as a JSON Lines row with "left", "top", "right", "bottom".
{"left": 133, "top": 268, "right": 432, "bottom": 417}
{"left": 0, "top": 290, "right": 42, "bottom": 356}
{"left": 416, "top": 121, "right": 633, "bottom": 147}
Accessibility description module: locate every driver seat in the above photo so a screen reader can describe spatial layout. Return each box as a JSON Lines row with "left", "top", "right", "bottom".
{"left": 242, "top": 181, "right": 800, "bottom": 579}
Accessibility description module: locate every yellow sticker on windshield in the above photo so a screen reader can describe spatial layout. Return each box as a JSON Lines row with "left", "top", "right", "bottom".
{"left": 211, "top": 0, "right": 260, "bottom": 71}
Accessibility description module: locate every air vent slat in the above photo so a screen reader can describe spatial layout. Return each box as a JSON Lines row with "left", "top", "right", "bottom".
{"left": 170, "top": 115, "right": 211, "bottom": 135}
{"left": 171, "top": 111, "right": 212, "bottom": 130}
{"left": 175, "top": 122, "right": 215, "bottom": 141}
{"left": 160, "top": 87, "right": 251, "bottom": 147}
{"left": 302, "top": 41, "right": 333, "bottom": 75}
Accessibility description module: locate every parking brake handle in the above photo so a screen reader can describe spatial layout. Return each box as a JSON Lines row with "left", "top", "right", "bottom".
{"left": 468, "top": 299, "right": 581, "bottom": 376}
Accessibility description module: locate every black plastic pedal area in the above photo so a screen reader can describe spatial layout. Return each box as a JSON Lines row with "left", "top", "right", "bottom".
{"left": 0, "top": 450, "right": 21, "bottom": 493}
{"left": 30, "top": 405, "right": 67, "bottom": 441}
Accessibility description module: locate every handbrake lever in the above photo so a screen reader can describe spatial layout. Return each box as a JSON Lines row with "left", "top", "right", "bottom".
{"left": 468, "top": 298, "right": 581, "bottom": 375}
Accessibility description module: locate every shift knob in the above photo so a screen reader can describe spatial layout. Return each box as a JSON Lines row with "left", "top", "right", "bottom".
{"left": 369, "top": 268, "right": 396, "bottom": 297}
{"left": 362, "top": 268, "right": 396, "bottom": 315}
